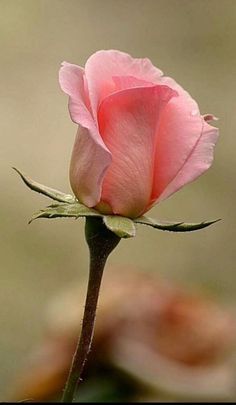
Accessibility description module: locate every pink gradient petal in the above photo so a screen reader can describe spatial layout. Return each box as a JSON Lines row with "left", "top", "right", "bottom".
{"left": 156, "top": 119, "right": 219, "bottom": 203}
{"left": 149, "top": 92, "right": 205, "bottom": 206}
{"left": 59, "top": 62, "right": 111, "bottom": 206}
{"left": 59, "top": 62, "right": 91, "bottom": 126}
{"left": 159, "top": 75, "right": 200, "bottom": 114}
{"left": 85, "top": 50, "right": 163, "bottom": 118}
{"left": 112, "top": 75, "right": 154, "bottom": 91}
{"left": 69, "top": 126, "right": 111, "bottom": 207}
{"left": 98, "top": 85, "right": 177, "bottom": 218}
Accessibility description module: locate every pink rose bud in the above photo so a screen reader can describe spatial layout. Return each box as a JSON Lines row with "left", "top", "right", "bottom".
{"left": 59, "top": 50, "right": 219, "bottom": 218}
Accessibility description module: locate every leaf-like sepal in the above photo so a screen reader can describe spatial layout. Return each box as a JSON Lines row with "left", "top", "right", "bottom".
{"left": 15, "top": 168, "right": 220, "bottom": 236}
{"left": 13, "top": 167, "right": 75, "bottom": 203}
{"left": 30, "top": 203, "right": 136, "bottom": 238}
{"left": 30, "top": 202, "right": 101, "bottom": 223}
{"left": 103, "top": 215, "right": 136, "bottom": 238}
{"left": 135, "top": 216, "right": 220, "bottom": 232}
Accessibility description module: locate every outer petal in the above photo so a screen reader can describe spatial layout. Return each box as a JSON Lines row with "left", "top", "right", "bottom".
{"left": 59, "top": 62, "right": 92, "bottom": 125}
{"left": 98, "top": 85, "right": 177, "bottom": 218}
{"left": 148, "top": 91, "right": 208, "bottom": 207}
{"left": 155, "top": 118, "right": 219, "bottom": 203}
{"left": 59, "top": 62, "right": 111, "bottom": 206}
{"left": 159, "top": 75, "right": 200, "bottom": 115}
{"left": 69, "top": 126, "right": 111, "bottom": 207}
{"left": 85, "top": 50, "right": 163, "bottom": 118}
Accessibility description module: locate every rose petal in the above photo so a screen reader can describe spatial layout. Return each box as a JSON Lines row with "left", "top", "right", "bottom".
{"left": 85, "top": 50, "right": 163, "bottom": 118}
{"left": 98, "top": 85, "right": 177, "bottom": 218}
{"left": 59, "top": 62, "right": 111, "bottom": 206}
{"left": 69, "top": 126, "right": 111, "bottom": 207}
{"left": 112, "top": 75, "right": 154, "bottom": 91}
{"left": 147, "top": 92, "right": 206, "bottom": 207}
{"left": 156, "top": 118, "right": 219, "bottom": 203}
{"left": 59, "top": 62, "right": 92, "bottom": 126}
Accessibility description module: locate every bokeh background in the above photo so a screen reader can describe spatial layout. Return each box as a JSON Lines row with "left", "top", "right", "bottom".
{"left": 1, "top": 0, "right": 236, "bottom": 401}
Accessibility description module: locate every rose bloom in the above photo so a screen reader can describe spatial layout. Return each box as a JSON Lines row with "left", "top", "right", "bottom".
{"left": 59, "top": 50, "right": 219, "bottom": 218}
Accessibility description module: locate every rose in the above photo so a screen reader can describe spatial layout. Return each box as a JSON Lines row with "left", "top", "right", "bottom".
{"left": 59, "top": 50, "right": 218, "bottom": 218}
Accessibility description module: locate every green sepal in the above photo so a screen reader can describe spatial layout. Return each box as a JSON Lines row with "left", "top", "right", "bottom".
{"left": 30, "top": 203, "right": 136, "bottom": 239}
{"left": 103, "top": 215, "right": 136, "bottom": 238}
{"left": 13, "top": 167, "right": 75, "bottom": 203}
{"left": 15, "top": 168, "right": 220, "bottom": 236}
{"left": 29, "top": 202, "right": 102, "bottom": 224}
{"left": 135, "top": 215, "right": 221, "bottom": 232}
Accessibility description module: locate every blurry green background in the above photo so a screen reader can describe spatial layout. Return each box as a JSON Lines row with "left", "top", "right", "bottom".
{"left": 1, "top": 0, "right": 236, "bottom": 401}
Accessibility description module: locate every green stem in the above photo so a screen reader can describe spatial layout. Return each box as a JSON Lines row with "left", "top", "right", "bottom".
{"left": 61, "top": 217, "right": 120, "bottom": 403}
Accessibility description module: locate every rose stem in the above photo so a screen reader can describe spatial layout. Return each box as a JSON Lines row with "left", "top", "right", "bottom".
{"left": 61, "top": 217, "right": 120, "bottom": 403}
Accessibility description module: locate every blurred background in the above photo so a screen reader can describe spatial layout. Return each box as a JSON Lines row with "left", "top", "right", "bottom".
{"left": 1, "top": 0, "right": 236, "bottom": 401}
